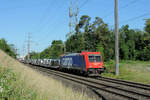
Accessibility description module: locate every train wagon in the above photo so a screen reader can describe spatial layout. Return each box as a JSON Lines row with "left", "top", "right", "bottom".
{"left": 60, "top": 51, "right": 105, "bottom": 76}
{"left": 51, "top": 59, "right": 60, "bottom": 68}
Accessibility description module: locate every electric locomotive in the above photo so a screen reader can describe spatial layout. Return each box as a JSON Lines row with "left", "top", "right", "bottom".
{"left": 60, "top": 51, "right": 105, "bottom": 76}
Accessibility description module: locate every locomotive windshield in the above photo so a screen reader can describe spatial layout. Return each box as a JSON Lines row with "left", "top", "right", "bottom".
{"left": 88, "top": 54, "right": 101, "bottom": 62}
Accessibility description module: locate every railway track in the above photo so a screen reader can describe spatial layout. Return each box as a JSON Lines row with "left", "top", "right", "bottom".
{"left": 97, "top": 77, "right": 150, "bottom": 91}
{"left": 28, "top": 64, "right": 150, "bottom": 100}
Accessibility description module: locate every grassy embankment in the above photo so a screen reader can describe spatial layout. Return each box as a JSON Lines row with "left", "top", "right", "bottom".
{"left": 102, "top": 60, "right": 150, "bottom": 84}
{"left": 0, "top": 50, "right": 94, "bottom": 100}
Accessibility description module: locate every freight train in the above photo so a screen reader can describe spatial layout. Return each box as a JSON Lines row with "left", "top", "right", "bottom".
{"left": 23, "top": 51, "right": 105, "bottom": 76}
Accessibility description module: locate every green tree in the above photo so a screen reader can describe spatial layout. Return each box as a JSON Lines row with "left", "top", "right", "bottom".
{"left": 0, "top": 38, "right": 17, "bottom": 58}
{"left": 96, "top": 43, "right": 104, "bottom": 60}
{"left": 30, "top": 51, "right": 40, "bottom": 59}
{"left": 30, "top": 40, "right": 65, "bottom": 59}
{"left": 144, "top": 19, "right": 150, "bottom": 33}
{"left": 49, "top": 40, "right": 64, "bottom": 58}
{"left": 29, "top": 15, "right": 150, "bottom": 61}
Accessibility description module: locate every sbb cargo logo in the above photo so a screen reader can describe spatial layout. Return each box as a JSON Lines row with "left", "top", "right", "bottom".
{"left": 62, "top": 58, "right": 73, "bottom": 67}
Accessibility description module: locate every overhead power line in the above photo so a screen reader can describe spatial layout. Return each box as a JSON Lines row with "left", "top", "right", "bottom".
{"left": 79, "top": 0, "right": 89, "bottom": 9}
{"left": 120, "top": 12, "right": 150, "bottom": 24}
{"left": 33, "top": 0, "right": 56, "bottom": 34}
{"left": 120, "top": 0, "right": 139, "bottom": 9}
{"left": 103, "top": 0, "right": 140, "bottom": 18}
{"left": 109, "top": 12, "right": 150, "bottom": 28}
{"left": 36, "top": 0, "right": 69, "bottom": 44}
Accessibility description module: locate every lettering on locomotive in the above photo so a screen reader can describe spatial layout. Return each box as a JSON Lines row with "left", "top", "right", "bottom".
{"left": 62, "top": 58, "right": 73, "bottom": 67}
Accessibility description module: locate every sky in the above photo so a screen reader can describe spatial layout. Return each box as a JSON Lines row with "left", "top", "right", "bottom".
{"left": 0, "top": 0, "right": 150, "bottom": 57}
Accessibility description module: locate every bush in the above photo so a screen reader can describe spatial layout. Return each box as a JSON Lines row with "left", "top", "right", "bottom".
{"left": 0, "top": 67, "right": 37, "bottom": 100}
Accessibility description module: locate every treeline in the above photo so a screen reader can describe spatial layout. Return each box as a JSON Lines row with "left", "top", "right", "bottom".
{"left": 0, "top": 38, "right": 17, "bottom": 58}
{"left": 29, "top": 40, "right": 64, "bottom": 59}
{"left": 30, "top": 15, "right": 150, "bottom": 61}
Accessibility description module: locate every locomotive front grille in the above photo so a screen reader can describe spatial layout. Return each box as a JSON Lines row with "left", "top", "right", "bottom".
{"left": 88, "top": 68, "right": 105, "bottom": 74}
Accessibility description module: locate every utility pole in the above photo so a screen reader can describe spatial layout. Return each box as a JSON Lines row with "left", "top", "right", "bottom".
{"left": 53, "top": 44, "right": 66, "bottom": 54}
{"left": 68, "top": 0, "right": 79, "bottom": 37}
{"left": 75, "top": 0, "right": 79, "bottom": 25}
{"left": 64, "top": 43, "right": 66, "bottom": 53}
{"left": 69, "top": 1, "right": 73, "bottom": 37}
{"left": 35, "top": 43, "right": 40, "bottom": 59}
{"left": 15, "top": 48, "right": 19, "bottom": 58}
{"left": 68, "top": 0, "right": 79, "bottom": 52}
{"left": 27, "top": 33, "right": 30, "bottom": 60}
{"left": 22, "top": 43, "right": 25, "bottom": 59}
{"left": 115, "top": 0, "right": 119, "bottom": 76}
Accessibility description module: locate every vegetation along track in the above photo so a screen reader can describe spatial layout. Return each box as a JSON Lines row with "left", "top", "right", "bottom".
{"left": 28, "top": 64, "right": 150, "bottom": 100}
{"left": 97, "top": 77, "right": 150, "bottom": 92}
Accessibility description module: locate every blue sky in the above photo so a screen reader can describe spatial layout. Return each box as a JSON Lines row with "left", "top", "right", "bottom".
{"left": 0, "top": 0, "right": 150, "bottom": 57}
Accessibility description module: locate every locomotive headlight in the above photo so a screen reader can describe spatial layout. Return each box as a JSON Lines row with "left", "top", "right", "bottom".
{"left": 89, "top": 66, "right": 92, "bottom": 68}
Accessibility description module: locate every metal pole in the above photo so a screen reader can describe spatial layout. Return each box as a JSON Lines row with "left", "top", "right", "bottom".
{"left": 23, "top": 44, "right": 25, "bottom": 59}
{"left": 27, "top": 33, "right": 30, "bottom": 60}
{"left": 115, "top": 0, "right": 119, "bottom": 76}
{"left": 75, "top": 0, "right": 78, "bottom": 25}
{"left": 64, "top": 43, "right": 66, "bottom": 54}
{"left": 36, "top": 43, "right": 40, "bottom": 59}
{"left": 69, "top": 0, "right": 72, "bottom": 37}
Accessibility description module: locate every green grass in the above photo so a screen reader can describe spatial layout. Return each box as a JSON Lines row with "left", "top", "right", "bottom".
{"left": 0, "top": 66, "right": 94, "bottom": 100}
{"left": 102, "top": 60, "right": 150, "bottom": 84}
{"left": 0, "top": 67, "right": 41, "bottom": 100}
{"left": 0, "top": 50, "right": 95, "bottom": 100}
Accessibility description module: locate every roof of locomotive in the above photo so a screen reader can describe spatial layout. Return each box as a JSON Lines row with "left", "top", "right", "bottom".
{"left": 81, "top": 51, "right": 101, "bottom": 55}
{"left": 63, "top": 53, "right": 81, "bottom": 56}
{"left": 62, "top": 51, "right": 101, "bottom": 57}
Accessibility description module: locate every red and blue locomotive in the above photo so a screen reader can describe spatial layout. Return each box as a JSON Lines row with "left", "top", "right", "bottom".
{"left": 60, "top": 51, "right": 105, "bottom": 76}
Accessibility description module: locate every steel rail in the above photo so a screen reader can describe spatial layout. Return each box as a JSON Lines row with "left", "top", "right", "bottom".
{"left": 30, "top": 65, "right": 150, "bottom": 100}
{"left": 36, "top": 67, "right": 138, "bottom": 100}
{"left": 96, "top": 77, "right": 150, "bottom": 91}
